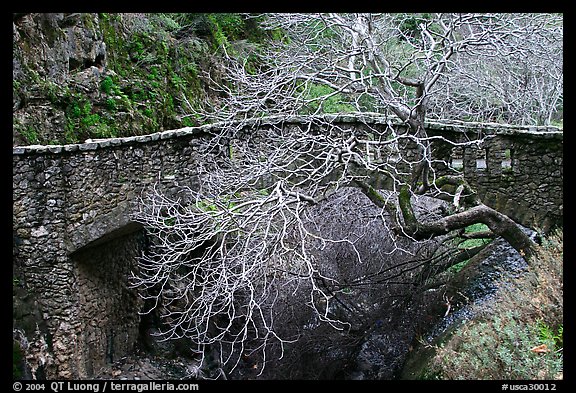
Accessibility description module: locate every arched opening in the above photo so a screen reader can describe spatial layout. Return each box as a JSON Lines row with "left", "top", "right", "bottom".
{"left": 71, "top": 227, "right": 146, "bottom": 377}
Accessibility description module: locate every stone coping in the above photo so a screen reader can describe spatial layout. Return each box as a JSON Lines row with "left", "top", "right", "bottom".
{"left": 13, "top": 113, "right": 563, "bottom": 155}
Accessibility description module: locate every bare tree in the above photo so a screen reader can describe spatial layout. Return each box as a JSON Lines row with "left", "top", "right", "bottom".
{"left": 192, "top": 13, "right": 562, "bottom": 123}
{"left": 132, "top": 13, "right": 562, "bottom": 377}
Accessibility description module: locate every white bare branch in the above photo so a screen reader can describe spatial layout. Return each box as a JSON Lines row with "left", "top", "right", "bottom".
{"left": 131, "top": 13, "right": 560, "bottom": 377}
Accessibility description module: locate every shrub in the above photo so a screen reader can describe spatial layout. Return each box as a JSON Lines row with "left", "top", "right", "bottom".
{"left": 429, "top": 229, "right": 563, "bottom": 380}
{"left": 100, "top": 76, "right": 115, "bottom": 95}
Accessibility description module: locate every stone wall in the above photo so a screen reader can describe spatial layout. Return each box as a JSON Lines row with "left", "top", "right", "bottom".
{"left": 424, "top": 121, "right": 563, "bottom": 232}
{"left": 12, "top": 114, "right": 562, "bottom": 379}
{"left": 72, "top": 231, "right": 145, "bottom": 377}
{"left": 13, "top": 128, "right": 214, "bottom": 378}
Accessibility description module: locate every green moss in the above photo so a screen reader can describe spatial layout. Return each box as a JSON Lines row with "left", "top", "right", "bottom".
{"left": 181, "top": 117, "right": 196, "bottom": 127}
{"left": 207, "top": 13, "right": 244, "bottom": 50}
{"left": 366, "top": 184, "right": 387, "bottom": 206}
{"left": 16, "top": 13, "right": 269, "bottom": 142}
{"left": 13, "top": 80, "right": 21, "bottom": 94}
{"left": 458, "top": 240, "right": 491, "bottom": 250}
{"left": 399, "top": 185, "right": 417, "bottom": 228}
{"left": 105, "top": 98, "right": 117, "bottom": 111}
{"left": 100, "top": 76, "right": 115, "bottom": 95}
{"left": 18, "top": 125, "right": 39, "bottom": 144}
{"left": 97, "top": 15, "right": 203, "bottom": 133}
{"left": 64, "top": 121, "right": 79, "bottom": 144}
{"left": 64, "top": 95, "right": 123, "bottom": 141}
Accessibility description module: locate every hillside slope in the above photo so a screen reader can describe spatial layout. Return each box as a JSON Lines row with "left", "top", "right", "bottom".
{"left": 13, "top": 13, "right": 263, "bottom": 146}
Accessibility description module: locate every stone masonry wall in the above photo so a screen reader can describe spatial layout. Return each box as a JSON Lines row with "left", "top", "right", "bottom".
{"left": 12, "top": 114, "right": 562, "bottom": 379}
{"left": 13, "top": 128, "right": 216, "bottom": 378}
{"left": 72, "top": 230, "right": 145, "bottom": 377}
{"left": 424, "top": 121, "right": 563, "bottom": 232}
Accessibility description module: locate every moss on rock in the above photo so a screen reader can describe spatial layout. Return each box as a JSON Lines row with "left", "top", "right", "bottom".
{"left": 13, "top": 13, "right": 266, "bottom": 145}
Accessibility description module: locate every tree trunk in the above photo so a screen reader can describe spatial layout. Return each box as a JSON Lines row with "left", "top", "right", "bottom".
{"left": 355, "top": 181, "right": 535, "bottom": 260}
{"left": 397, "top": 185, "right": 535, "bottom": 259}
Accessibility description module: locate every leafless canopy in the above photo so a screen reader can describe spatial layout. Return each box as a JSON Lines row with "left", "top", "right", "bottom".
{"left": 132, "top": 13, "right": 562, "bottom": 377}
{"left": 191, "top": 13, "right": 562, "bottom": 126}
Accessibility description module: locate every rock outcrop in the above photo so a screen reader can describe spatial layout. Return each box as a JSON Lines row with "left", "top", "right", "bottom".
{"left": 13, "top": 13, "right": 226, "bottom": 146}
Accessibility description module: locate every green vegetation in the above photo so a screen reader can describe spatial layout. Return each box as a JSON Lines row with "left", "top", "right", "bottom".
{"left": 69, "top": 14, "right": 216, "bottom": 141}
{"left": 15, "top": 13, "right": 257, "bottom": 144}
{"left": 100, "top": 75, "right": 115, "bottom": 95}
{"left": 299, "top": 83, "right": 356, "bottom": 114}
{"left": 98, "top": 13, "right": 267, "bottom": 134}
{"left": 432, "top": 311, "right": 562, "bottom": 379}
{"left": 459, "top": 223, "right": 492, "bottom": 249}
{"left": 12, "top": 13, "right": 286, "bottom": 144}
{"left": 425, "top": 229, "right": 563, "bottom": 380}
{"left": 195, "top": 200, "right": 219, "bottom": 213}
{"left": 446, "top": 259, "right": 468, "bottom": 275}
{"left": 18, "top": 125, "right": 39, "bottom": 144}
{"left": 64, "top": 96, "right": 118, "bottom": 142}
{"left": 394, "top": 13, "right": 434, "bottom": 40}
{"left": 448, "top": 223, "right": 493, "bottom": 274}
{"left": 207, "top": 14, "right": 244, "bottom": 50}
{"left": 163, "top": 217, "right": 176, "bottom": 227}
{"left": 537, "top": 319, "right": 563, "bottom": 349}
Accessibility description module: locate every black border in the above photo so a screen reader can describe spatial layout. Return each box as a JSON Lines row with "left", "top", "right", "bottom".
{"left": 8, "top": 7, "right": 572, "bottom": 390}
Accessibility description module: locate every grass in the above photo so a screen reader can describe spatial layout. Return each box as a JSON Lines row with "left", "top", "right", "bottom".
{"left": 458, "top": 223, "right": 491, "bottom": 249}
{"left": 448, "top": 223, "right": 492, "bottom": 274}
{"left": 427, "top": 229, "right": 563, "bottom": 380}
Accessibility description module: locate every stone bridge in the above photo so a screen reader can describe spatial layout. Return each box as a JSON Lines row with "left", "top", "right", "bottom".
{"left": 12, "top": 114, "right": 563, "bottom": 379}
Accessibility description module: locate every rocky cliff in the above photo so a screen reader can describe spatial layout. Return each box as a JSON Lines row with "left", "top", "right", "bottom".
{"left": 13, "top": 13, "right": 260, "bottom": 146}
